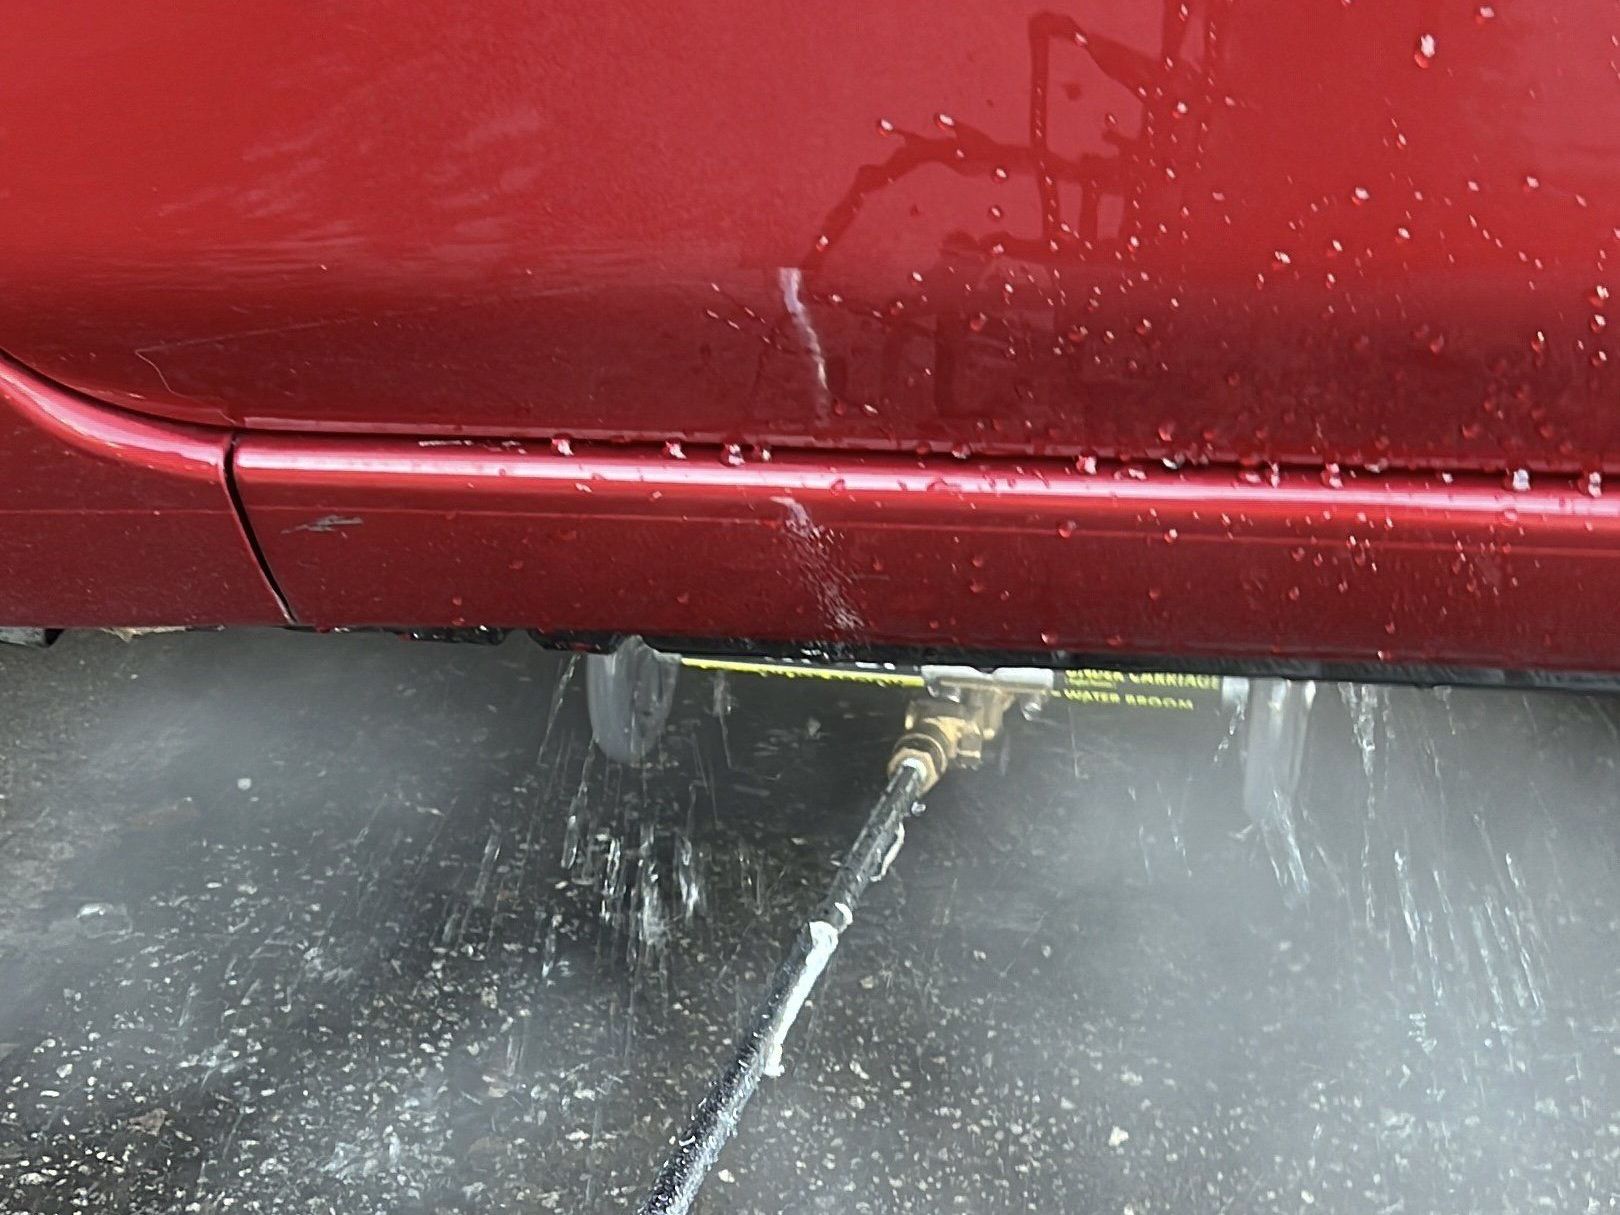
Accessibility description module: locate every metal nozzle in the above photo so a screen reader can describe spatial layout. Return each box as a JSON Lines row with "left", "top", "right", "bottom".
{"left": 887, "top": 688, "right": 1020, "bottom": 792}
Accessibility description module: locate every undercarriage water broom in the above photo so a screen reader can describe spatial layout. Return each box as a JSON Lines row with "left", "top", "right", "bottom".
{"left": 636, "top": 676, "right": 1037, "bottom": 1215}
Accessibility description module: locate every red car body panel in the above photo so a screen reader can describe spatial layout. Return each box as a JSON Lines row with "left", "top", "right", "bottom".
{"left": 235, "top": 435, "right": 1620, "bottom": 675}
{"left": 4, "top": 3, "right": 1620, "bottom": 676}
{"left": 2, "top": 3, "right": 1618, "bottom": 471}
{"left": 0, "top": 359, "right": 286, "bottom": 627}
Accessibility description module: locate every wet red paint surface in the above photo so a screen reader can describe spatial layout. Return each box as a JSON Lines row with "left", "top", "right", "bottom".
{"left": 5, "top": 4, "right": 1620, "bottom": 671}
{"left": 3, "top": 4, "right": 1618, "bottom": 470}
{"left": 235, "top": 435, "right": 1620, "bottom": 672}
{"left": 0, "top": 359, "right": 284, "bottom": 627}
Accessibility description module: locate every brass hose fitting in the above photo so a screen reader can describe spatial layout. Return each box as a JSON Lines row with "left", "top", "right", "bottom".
{"left": 886, "top": 689, "right": 1018, "bottom": 792}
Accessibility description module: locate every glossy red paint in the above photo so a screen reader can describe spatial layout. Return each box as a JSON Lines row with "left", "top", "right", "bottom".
{"left": 0, "top": 357, "right": 286, "bottom": 627}
{"left": 4, "top": 4, "right": 1620, "bottom": 472}
{"left": 235, "top": 437, "right": 1620, "bottom": 673}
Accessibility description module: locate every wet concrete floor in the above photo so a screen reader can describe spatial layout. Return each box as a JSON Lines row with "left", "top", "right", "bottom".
{"left": 1, "top": 630, "right": 1618, "bottom": 1213}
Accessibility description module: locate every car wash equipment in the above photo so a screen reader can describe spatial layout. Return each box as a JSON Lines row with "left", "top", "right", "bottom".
{"left": 635, "top": 681, "right": 1025, "bottom": 1215}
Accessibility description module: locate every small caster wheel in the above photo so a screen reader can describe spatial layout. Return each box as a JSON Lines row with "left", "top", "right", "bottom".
{"left": 585, "top": 637, "right": 680, "bottom": 764}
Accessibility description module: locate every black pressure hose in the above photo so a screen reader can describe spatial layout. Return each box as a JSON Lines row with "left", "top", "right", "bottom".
{"left": 636, "top": 756, "right": 931, "bottom": 1215}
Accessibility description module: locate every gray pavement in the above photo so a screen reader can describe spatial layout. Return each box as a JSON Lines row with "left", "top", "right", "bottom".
{"left": 1, "top": 630, "right": 1618, "bottom": 1213}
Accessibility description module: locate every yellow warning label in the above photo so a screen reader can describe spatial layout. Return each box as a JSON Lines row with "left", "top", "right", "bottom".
{"left": 677, "top": 658, "right": 1216, "bottom": 713}
{"left": 1065, "top": 668, "right": 1220, "bottom": 692}
{"left": 679, "top": 657, "right": 924, "bottom": 688}
{"left": 1060, "top": 668, "right": 1215, "bottom": 712}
